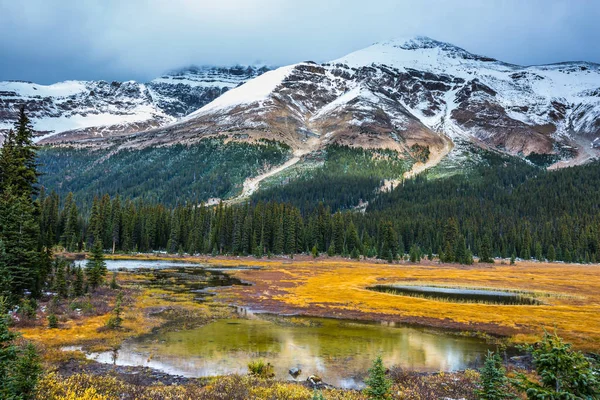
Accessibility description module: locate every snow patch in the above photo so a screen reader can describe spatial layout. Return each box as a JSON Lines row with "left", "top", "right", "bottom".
{"left": 186, "top": 64, "right": 298, "bottom": 118}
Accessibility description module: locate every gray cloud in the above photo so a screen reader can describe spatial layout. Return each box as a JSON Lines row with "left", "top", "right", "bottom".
{"left": 1, "top": 0, "right": 599, "bottom": 83}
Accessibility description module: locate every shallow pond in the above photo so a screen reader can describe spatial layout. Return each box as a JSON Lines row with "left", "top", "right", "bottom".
{"left": 370, "top": 284, "right": 540, "bottom": 305}
{"left": 74, "top": 260, "right": 496, "bottom": 388}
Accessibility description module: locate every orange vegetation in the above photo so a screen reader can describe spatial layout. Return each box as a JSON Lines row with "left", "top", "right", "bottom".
{"left": 207, "top": 257, "right": 600, "bottom": 350}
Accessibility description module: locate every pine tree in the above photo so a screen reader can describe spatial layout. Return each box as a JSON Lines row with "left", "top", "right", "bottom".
{"left": 346, "top": 221, "right": 361, "bottom": 255}
{"left": 86, "top": 238, "right": 106, "bottom": 289}
{"left": 53, "top": 259, "right": 68, "bottom": 299}
{"left": 547, "top": 245, "right": 556, "bottom": 262}
{"left": 111, "top": 196, "right": 121, "bottom": 254}
{"left": 455, "top": 236, "right": 468, "bottom": 264}
{"left": 0, "top": 189, "right": 40, "bottom": 299}
{"left": 442, "top": 218, "right": 460, "bottom": 262}
{"left": 534, "top": 241, "right": 543, "bottom": 261}
{"left": 364, "top": 355, "right": 392, "bottom": 399}
{"left": 73, "top": 266, "right": 84, "bottom": 297}
{"left": 513, "top": 332, "right": 600, "bottom": 398}
{"left": 409, "top": 244, "right": 421, "bottom": 263}
{"left": 379, "top": 222, "right": 398, "bottom": 261}
{"left": 327, "top": 242, "right": 335, "bottom": 257}
{"left": 0, "top": 107, "right": 39, "bottom": 197}
{"left": 479, "top": 234, "right": 494, "bottom": 263}
{"left": 0, "top": 299, "right": 41, "bottom": 399}
{"left": 476, "top": 351, "right": 512, "bottom": 400}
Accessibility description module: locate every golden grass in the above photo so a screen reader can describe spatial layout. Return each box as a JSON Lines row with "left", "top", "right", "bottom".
{"left": 19, "top": 272, "right": 219, "bottom": 353}
{"left": 209, "top": 258, "right": 600, "bottom": 350}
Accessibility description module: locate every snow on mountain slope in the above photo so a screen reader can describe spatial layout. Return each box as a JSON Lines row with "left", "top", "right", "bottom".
{"left": 332, "top": 36, "right": 600, "bottom": 155}
{"left": 0, "top": 79, "right": 172, "bottom": 142}
{"left": 147, "top": 65, "right": 268, "bottom": 117}
{"left": 0, "top": 65, "right": 268, "bottom": 143}
{"left": 29, "top": 36, "right": 600, "bottom": 168}
{"left": 186, "top": 65, "right": 297, "bottom": 117}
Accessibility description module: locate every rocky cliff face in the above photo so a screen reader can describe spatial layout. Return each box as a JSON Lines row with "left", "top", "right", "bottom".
{"left": 80, "top": 36, "right": 599, "bottom": 167}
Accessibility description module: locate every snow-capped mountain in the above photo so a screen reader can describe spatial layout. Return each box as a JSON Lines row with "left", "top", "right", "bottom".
{"left": 0, "top": 65, "right": 268, "bottom": 142}
{"left": 110, "top": 36, "right": 598, "bottom": 168}
{"left": 10, "top": 36, "right": 600, "bottom": 168}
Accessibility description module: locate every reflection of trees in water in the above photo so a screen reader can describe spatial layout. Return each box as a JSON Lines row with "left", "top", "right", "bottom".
{"left": 102, "top": 318, "right": 491, "bottom": 387}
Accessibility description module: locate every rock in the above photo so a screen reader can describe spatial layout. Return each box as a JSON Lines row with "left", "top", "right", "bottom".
{"left": 307, "top": 374, "right": 322, "bottom": 386}
{"left": 289, "top": 367, "right": 301, "bottom": 379}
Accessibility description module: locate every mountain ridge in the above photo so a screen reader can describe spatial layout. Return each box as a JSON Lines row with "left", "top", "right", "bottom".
{"left": 0, "top": 65, "right": 269, "bottom": 143}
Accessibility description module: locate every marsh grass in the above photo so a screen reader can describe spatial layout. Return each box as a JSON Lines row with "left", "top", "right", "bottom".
{"left": 368, "top": 284, "right": 542, "bottom": 305}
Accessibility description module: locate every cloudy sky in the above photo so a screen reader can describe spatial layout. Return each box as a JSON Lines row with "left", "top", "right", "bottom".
{"left": 1, "top": 0, "right": 599, "bottom": 84}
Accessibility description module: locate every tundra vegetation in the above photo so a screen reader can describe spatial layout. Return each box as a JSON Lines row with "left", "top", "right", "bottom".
{"left": 1, "top": 109, "right": 600, "bottom": 398}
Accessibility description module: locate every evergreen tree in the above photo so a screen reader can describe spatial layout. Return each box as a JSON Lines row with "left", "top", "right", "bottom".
{"left": 327, "top": 242, "right": 335, "bottom": 257}
{"left": 73, "top": 266, "right": 84, "bottom": 297}
{"left": 476, "top": 350, "right": 513, "bottom": 400}
{"left": 0, "top": 189, "right": 40, "bottom": 299}
{"left": 0, "top": 300, "right": 41, "bottom": 398}
{"left": 53, "top": 258, "right": 68, "bottom": 299}
{"left": 379, "top": 222, "right": 398, "bottom": 261}
{"left": 442, "top": 218, "right": 460, "bottom": 262}
{"left": 479, "top": 234, "right": 494, "bottom": 263}
{"left": 513, "top": 332, "right": 600, "bottom": 398}
{"left": 364, "top": 355, "right": 392, "bottom": 399}
{"left": 455, "top": 236, "right": 468, "bottom": 264}
{"left": 86, "top": 238, "right": 106, "bottom": 289}
{"left": 547, "top": 245, "right": 556, "bottom": 262}
{"left": 0, "top": 107, "right": 39, "bottom": 197}
{"left": 534, "top": 241, "right": 543, "bottom": 261}
{"left": 409, "top": 244, "right": 421, "bottom": 263}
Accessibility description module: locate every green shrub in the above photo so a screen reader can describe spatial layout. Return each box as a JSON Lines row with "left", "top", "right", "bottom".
{"left": 47, "top": 313, "right": 58, "bottom": 329}
{"left": 248, "top": 360, "right": 275, "bottom": 378}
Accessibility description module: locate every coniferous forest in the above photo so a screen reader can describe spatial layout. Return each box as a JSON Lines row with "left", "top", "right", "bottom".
{"left": 35, "top": 149, "right": 600, "bottom": 264}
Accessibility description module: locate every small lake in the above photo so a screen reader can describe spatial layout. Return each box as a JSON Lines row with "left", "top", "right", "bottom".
{"left": 72, "top": 259, "right": 496, "bottom": 388}
{"left": 370, "top": 284, "right": 540, "bottom": 305}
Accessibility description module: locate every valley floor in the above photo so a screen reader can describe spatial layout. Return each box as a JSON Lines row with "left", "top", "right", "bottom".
{"left": 17, "top": 254, "right": 600, "bottom": 399}
{"left": 102, "top": 253, "right": 600, "bottom": 350}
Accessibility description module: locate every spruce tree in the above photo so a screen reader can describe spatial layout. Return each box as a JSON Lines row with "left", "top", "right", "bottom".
{"left": 0, "top": 299, "right": 41, "bottom": 399}
{"left": 513, "top": 332, "right": 599, "bottom": 398}
{"left": 547, "top": 245, "right": 556, "bottom": 262}
{"left": 73, "top": 267, "right": 84, "bottom": 297}
{"left": 476, "top": 351, "right": 512, "bottom": 400}
{"left": 479, "top": 234, "right": 494, "bottom": 263}
{"left": 86, "top": 238, "right": 106, "bottom": 289}
{"left": 364, "top": 355, "right": 392, "bottom": 399}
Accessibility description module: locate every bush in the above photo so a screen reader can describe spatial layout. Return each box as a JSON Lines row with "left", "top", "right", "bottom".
{"left": 47, "top": 313, "right": 58, "bottom": 329}
{"left": 248, "top": 360, "right": 275, "bottom": 378}
{"left": 105, "top": 292, "right": 123, "bottom": 329}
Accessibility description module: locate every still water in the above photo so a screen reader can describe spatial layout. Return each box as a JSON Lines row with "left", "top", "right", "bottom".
{"left": 76, "top": 260, "right": 495, "bottom": 388}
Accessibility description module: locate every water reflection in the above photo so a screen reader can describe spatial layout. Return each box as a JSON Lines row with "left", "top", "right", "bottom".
{"left": 85, "top": 314, "right": 491, "bottom": 389}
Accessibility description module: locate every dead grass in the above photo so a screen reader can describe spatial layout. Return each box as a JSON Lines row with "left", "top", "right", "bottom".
{"left": 18, "top": 271, "right": 228, "bottom": 357}
{"left": 207, "top": 257, "right": 600, "bottom": 351}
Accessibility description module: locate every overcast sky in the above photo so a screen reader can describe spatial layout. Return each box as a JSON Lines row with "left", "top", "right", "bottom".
{"left": 1, "top": 0, "right": 599, "bottom": 84}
